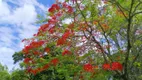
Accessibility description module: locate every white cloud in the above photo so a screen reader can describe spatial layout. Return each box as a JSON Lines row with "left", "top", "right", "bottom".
{"left": 0, "top": 3, "right": 37, "bottom": 25}
{"left": 9, "top": 4, "right": 37, "bottom": 24}
{"left": 18, "top": 24, "right": 38, "bottom": 39}
{"left": 0, "top": 0, "right": 10, "bottom": 17}
{"left": 5, "top": 0, "right": 47, "bottom": 12}
{"left": 0, "top": 47, "right": 15, "bottom": 71}
{"left": 0, "top": 0, "right": 38, "bottom": 49}
{"left": 0, "top": 0, "right": 48, "bottom": 70}
{"left": 0, "top": 26, "right": 17, "bottom": 48}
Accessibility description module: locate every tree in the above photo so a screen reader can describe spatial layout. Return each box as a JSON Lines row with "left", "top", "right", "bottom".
{"left": 0, "top": 63, "right": 11, "bottom": 80}
{"left": 16, "top": 0, "right": 142, "bottom": 80}
{"left": 13, "top": 43, "right": 66, "bottom": 80}
{"left": 12, "top": 51, "right": 24, "bottom": 64}
{"left": 11, "top": 69, "right": 29, "bottom": 80}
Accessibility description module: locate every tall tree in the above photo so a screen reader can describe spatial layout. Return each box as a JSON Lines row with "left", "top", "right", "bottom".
{"left": 15, "top": 0, "right": 142, "bottom": 80}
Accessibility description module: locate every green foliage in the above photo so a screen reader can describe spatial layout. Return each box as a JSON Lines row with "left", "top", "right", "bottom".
{"left": 12, "top": 51, "right": 24, "bottom": 64}
{"left": 11, "top": 69, "right": 29, "bottom": 80}
{"left": 0, "top": 63, "right": 11, "bottom": 80}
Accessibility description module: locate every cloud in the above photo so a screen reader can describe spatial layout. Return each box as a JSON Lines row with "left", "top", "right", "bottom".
{"left": 5, "top": 0, "right": 48, "bottom": 12}
{"left": 9, "top": 4, "right": 37, "bottom": 24}
{"left": 0, "top": 47, "right": 16, "bottom": 70}
{"left": 1, "top": 2, "right": 37, "bottom": 25}
{"left": 0, "top": 26, "right": 18, "bottom": 48}
{"left": 18, "top": 24, "right": 38, "bottom": 39}
{"left": 0, "top": 0, "right": 39, "bottom": 48}
{"left": 0, "top": 0, "right": 48, "bottom": 71}
{"left": 0, "top": 0, "right": 10, "bottom": 17}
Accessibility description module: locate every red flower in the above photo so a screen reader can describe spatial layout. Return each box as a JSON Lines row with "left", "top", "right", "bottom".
{"left": 62, "top": 2, "right": 68, "bottom": 8}
{"left": 26, "top": 40, "right": 45, "bottom": 49}
{"left": 43, "top": 64, "right": 50, "bottom": 70}
{"left": 102, "top": 63, "right": 111, "bottom": 70}
{"left": 56, "top": 12, "right": 62, "bottom": 17}
{"left": 26, "top": 67, "right": 32, "bottom": 73}
{"left": 62, "top": 30, "right": 70, "bottom": 39}
{"left": 62, "top": 2, "right": 73, "bottom": 13}
{"left": 24, "top": 58, "right": 32, "bottom": 64}
{"left": 44, "top": 47, "right": 50, "bottom": 53}
{"left": 30, "top": 69, "right": 38, "bottom": 75}
{"left": 67, "top": 6, "right": 73, "bottom": 13}
{"left": 48, "top": 19, "right": 57, "bottom": 24}
{"left": 83, "top": 63, "right": 93, "bottom": 72}
{"left": 111, "top": 62, "right": 123, "bottom": 71}
{"left": 102, "top": 62, "right": 123, "bottom": 71}
{"left": 48, "top": 4, "right": 60, "bottom": 13}
{"left": 62, "top": 29, "right": 74, "bottom": 40}
{"left": 33, "top": 51, "right": 39, "bottom": 55}
{"left": 38, "top": 23, "right": 49, "bottom": 32}
{"left": 57, "top": 38, "right": 66, "bottom": 45}
{"left": 62, "top": 49, "right": 72, "bottom": 56}
{"left": 48, "top": 28, "right": 55, "bottom": 34}
{"left": 50, "top": 58, "right": 59, "bottom": 66}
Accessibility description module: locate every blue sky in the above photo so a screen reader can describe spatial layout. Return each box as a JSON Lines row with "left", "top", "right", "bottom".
{"left": 0, "top": 0, "right": 67, "bottom": 71}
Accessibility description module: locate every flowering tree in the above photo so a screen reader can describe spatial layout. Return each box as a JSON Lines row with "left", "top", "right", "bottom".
{"left": 18, "top": 0, "right": 142, "bottom": 80}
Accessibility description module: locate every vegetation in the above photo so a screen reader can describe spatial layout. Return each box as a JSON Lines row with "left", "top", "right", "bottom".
{"left": 1, "top": 0, "right": 142, "bottom": 80}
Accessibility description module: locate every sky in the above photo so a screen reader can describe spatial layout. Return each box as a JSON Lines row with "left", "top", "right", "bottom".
{"left": 0, "top": 0, "right": 61, "bottom": 71}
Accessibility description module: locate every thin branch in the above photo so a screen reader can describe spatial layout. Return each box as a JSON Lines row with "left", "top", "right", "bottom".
{"left": 97, "top": 22, "right": 113, "bottom": 62}
{"left": 132, "top": 2, "right": 142, "bottom": 14}
{"left": 131, "top": 11, "right": 142, "bottom": 17}
{"left": 75, "top": 0, "right": 108, "bottom": 63}
{"left": 130, "top": 49, "right": 141, "bottom": 70}
{"left": 109, "top": 0, "right": 128, "bottom": 20}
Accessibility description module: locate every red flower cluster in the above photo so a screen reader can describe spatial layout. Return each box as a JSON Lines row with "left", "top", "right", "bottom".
{"left": 37, "top": 10, "right": 63, "bottom": 36}
{"left": 50, "top": 58, "right": 59, "bottom": 66}
{"left": 48, "top": 28, "right": 55, "bottom": 34}
{"left": 102, "top": 63, "right": 110, "bottom": 70}
{"left": 62, "top": 2, "right": 73, "bottom": 13}
{"left": 83, "top": 63, "right": 93, "bottom": 72}
{"left": 38, "top": 24, "right": 49, "bottom": 32}
{"left": 57, "top": 29, "right": 74, "bottom": 46}
{"left": 30, "top": 69, "right": 38, "bottom": 75}
{"left": 42, "top": 64, "right": 50, "bottom": 70}
{"left": 22, "top": 40, "right": 45, "bottom": 54}
{"left": 62, "top": 29, "right": 73, "bottom": 39}
{"left": 27, "top": 63, "right": 50, "bottom": 75}
{"left": 102, "top": 62, "right": 123, "bottom": 71}
{"left": 27, "top": 58, "right": 60, "bottom": 75}
{"left": 111, "top": 62, "right": 123, "bottom": 71}
{"left": 37, "top": 21, "right": 56, "bottom": 36}
{"left": 22, "top": 46, "right": 32, "bottom": 54}
{"left": 62, "top": 49, "right": 72, "bottom": 56}
{"left": 57, "top": 38, "right": 66, "bottom": 45}
{"left": 24, "top": 58, "right": 32, "bottom": 64}
{"left": 44, "top": 47, "right": 50, "bottom": 53}
{"left": 33, "top": 51, "right": 40, "bottom": 55}
{"left": 48, "top": 4, "right": 60, "bottom": 13}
